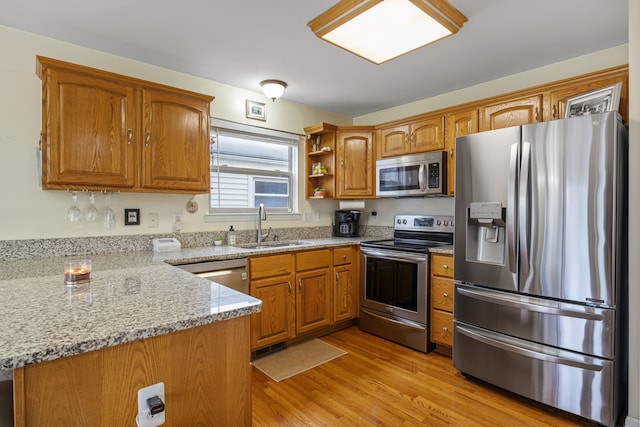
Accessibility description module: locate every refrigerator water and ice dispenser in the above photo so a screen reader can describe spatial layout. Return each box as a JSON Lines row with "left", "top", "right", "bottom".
{"left": 466, "top": 202, "right": 505, "bottom": 265}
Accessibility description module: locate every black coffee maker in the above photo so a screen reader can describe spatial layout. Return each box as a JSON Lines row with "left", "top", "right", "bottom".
{"left": 333, "top": 210, "right": 361, "bottom": 237}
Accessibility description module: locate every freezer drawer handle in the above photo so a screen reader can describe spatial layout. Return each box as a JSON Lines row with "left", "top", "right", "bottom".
{"left": 457, "top": 287, "right": 604, "bottom": 321}
{"left": 457, "top": 325, "right": 604, "bottom": 371}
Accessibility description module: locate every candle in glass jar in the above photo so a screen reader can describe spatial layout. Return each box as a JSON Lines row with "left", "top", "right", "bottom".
{"left": 64, "top": 260, "right": 92, "bottom": 285}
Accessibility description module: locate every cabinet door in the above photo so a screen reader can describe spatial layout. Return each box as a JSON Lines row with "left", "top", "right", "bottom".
{"left": 334, "top": 264, "right": 357, "bottom": 323}
{"left": 296, "top": 268, "right": 332, "bottom": 334}
{"left": 250, "top": 274, "right": 295, "bottom": 350}
{"left": 336, "top": 130, "right": 374, "bottom": 198}
{"left": 445, "top": 109, "right": 478, "bottom": 195}
{"left": 141, "top": 88, "right": 211, "bottom": 193}
{"left": 548, "top": 73, "right": 628, "bottom": 121}
{"left": 480, "top": 94, "right": 542, "bottom": 131}
{"left": 379, "top": 125, "right": 410, "bottom": 157}
{"left": 41, "top": 68, "right": 137, "bottom": 189}
{"left": 411, "top": 116, "right": 444, "bottom": 152}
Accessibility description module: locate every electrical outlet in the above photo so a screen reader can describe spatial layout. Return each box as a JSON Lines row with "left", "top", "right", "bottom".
{"left": 136, "top": 382, "right": 165, "bottom": 427}
{"left": 315, "top": 212, "right": 321, "bottom": 222}
{"left": 304, "top": 212, "right": 312, "bottom": 222}
{"left": 370, "top": 211, "right": 378, "bottom": 222}
{"left": 148, "top": 213, "right": 159, "bottom": 228}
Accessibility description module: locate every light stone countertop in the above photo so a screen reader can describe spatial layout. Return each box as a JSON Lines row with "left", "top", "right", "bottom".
{"left": 0, "top": 237, "right": 366, "bottom": 372}
{"left": 0, "top": 236, "right": 451, "bottom": 372}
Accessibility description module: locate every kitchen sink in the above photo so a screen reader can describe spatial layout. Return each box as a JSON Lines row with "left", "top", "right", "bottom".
{"left": 236, "top": 240, "right": 314, "bottom": 250}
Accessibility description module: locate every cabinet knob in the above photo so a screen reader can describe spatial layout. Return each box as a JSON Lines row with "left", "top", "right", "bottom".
{"left": 145, "top": 130, "right": 151, "bottom": 147}
{"left": 335, "top": 272, "right": 339, "bottom": 282}
{"left": 287, "top": 281, "right": 292, "bottom": 295}
{"left": 127, "top": 128, "right": 133, "bottom": 145}
{"left": 442, "top": 264, "right": 449, "bottom": 269}
{"left": 443, "top": 293, "right": 449, "bottom": 298}
{"left": 443, "top": 327, "right": 449, "bottom": 332}
{"left": 298, "top": 279, "right": 302, "bottom": 291}
{"left": 343, "top": 255, "right": 347, "bottom": 260}
{"left": 552, "top": 105, "right": 557, "bottom": 119}
{"left": 534, "top": 107, "right": 539, "bottom": 122}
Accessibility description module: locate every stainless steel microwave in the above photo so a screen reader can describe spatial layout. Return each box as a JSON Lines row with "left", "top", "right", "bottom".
{"left": 376, "top": 151, "right": 447, "bottom": 197}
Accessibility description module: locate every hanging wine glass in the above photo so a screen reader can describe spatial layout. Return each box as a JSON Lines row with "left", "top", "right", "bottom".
{"left": 103, "top": 193, "right": 116, "bottom": 230}
{"left": 83, "top": 192, "right": 99, "bottom": 221}
{"left": 67, "top": 191, "right": 81, "bottom": 222}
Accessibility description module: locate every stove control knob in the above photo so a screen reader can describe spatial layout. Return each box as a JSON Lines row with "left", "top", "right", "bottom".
{"left": 451, "top": 220, "right": 455, "bottom": 227}
{"left": 443, "top": 220, "right": 449, "bottom": 226}
{"left": 402, "top": 219, "right": 407, "bottom": 224}
{"left": 397, "top": 219, "right": 401, "bottom": 224}
{"left": 436, "top": 220, "right": 442, "bottom": 226}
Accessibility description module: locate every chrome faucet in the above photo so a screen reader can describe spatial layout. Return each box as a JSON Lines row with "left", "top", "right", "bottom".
{"left": 257, "top": 203, "right": 271, "bottom": 243}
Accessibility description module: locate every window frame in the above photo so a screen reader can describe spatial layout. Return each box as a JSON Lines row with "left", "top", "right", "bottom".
{"left": 205, "top": 119, "right": 302, "bottom": 223}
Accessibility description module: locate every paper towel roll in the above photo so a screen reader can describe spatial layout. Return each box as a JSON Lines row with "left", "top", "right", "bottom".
{"left": 339, "top": 200, "right": 365, "bottom": 210}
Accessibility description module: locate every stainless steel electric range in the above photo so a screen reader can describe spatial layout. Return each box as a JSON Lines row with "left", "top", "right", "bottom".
{"left": 359, "top": 214, "right": 454, "bottom": 352}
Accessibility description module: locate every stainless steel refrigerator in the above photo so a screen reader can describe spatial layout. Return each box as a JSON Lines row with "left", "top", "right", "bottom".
{"left": 453, "top": 111, "right": 628, "bottom": 426}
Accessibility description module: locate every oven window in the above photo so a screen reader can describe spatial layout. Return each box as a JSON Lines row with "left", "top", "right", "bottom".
{"left": 365, "top": 257, "right": 418, "bottom": 311}
{"left": 379, "top": 165, "right": 421, "bottom": 191}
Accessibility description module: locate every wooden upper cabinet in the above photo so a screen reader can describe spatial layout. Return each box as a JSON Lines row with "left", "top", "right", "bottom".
{"left": 141, "top": 87, "right": 211, "bottom": 192}
{"left": 379, "top": 125, "right": 409, "bottom": 157}
{"left": 379, "top": 116, "right": 443, "bottom": 157}
{"left": 547, "top": 70, "right": 628, "bottom": 122}
{"left": 39, "top": 65, "right": 138, "bottom": 189}
{"left": 480, "top": 94, "right": 542, "bottom": 131}
{"left": 412, "top": 116, "right": 444, "bottom": 152}
{"left": 444, "top": 108, "right": 478, "bottom": 196}
{"left": 36, "top": 56, "right": 213, "bottom": 193}
{"left": 336, "top": 128, "right": 375, "bottom": 198}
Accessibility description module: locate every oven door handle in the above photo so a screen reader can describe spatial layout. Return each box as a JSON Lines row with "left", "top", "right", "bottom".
{"left": 361, "top": 308, "right": 425, "bottom": 331}
{"left": 361, "top": 249, "right": 427, "bottom": 263}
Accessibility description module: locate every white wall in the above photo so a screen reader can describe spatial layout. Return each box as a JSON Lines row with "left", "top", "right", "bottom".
{"left": 0, "top": 25, "right": 351, "bottom": 240}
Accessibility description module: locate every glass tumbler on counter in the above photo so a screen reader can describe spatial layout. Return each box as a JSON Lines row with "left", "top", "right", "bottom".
{"left": 64, "top": 259, "right": 92, "bottom": 285}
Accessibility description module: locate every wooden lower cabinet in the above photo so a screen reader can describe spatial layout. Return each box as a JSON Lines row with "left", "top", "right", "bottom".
{"left": 249, "top": 246, "right": 359, "bottom": 351}
{"left": 249, "top": 254, "right": 295, "bottom": 350}
{"left": 333, "top": 246, "right": 358, "bottom": 323}
{"left": 295, "top": 250, "right": 333, "bottom": 334}
{"left": 430, "top": 253, "right": 454, "bottom": 353}
{"left": 13, "top": 317, "right": 252, "bottom": 427}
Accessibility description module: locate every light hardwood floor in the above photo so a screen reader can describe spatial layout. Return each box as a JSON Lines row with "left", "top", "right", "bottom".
{"left": 252, "top": 326, "right": 598, "bottom": 426}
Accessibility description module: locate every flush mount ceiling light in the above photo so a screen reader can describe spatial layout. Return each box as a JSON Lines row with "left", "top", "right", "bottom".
{"left": 307, "top": 0, "right": 467, "bottom": 65}
{"left": 260, "top": 79, "right": 288, "bottom": 101}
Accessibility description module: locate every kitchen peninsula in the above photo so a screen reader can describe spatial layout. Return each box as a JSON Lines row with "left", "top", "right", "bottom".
{"left": 1, "top": 250, "right": 262, "bottom": 426}
{"left": 0, "top": 236, "right": 373, "bottom": 426}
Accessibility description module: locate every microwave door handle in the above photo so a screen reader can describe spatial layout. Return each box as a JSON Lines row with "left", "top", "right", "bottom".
{"left": 507, "top": 143, "right": 518, "bottom": 273}
{"left": 418, "top": 164, "right": 426, "bottom": 191}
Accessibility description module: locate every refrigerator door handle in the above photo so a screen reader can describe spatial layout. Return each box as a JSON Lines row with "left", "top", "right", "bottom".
{"left": 456, "top": 324, "right": 604, "bottom": 371}
{"left": 457, "top": 286, "right": 605, "bottom": 321}
{"left": 507, "top": 143, "right": 519, "bottom": 273}
{"left": 519, "top": 142, "right": 531, "bottom": 277}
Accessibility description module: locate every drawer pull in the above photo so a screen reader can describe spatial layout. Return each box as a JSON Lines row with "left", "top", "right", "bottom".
{"left": 443, "top": 327, "right": 449, "bottom": 332}
{"left": 443, "top": 293, "right": 449, "bottom": 298}
{"left": 343, "top": 255, "right": 347, "bottom": 260}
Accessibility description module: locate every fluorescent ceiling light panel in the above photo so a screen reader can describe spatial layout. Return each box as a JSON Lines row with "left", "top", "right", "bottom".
{"left": 308, "top": 0, "right": 467, "bottom": 64}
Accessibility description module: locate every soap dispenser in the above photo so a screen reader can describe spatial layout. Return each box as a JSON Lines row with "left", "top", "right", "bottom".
{"left": 227, "top": 226, "right": 236, "bottom": 245}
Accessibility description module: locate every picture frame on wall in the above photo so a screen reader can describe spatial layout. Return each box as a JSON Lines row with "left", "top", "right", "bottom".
{"left": 246, "top": 100, "right": 266, "bottom": 121}
{"left": 564, "top": 82, "right": 622, "bottom": 118}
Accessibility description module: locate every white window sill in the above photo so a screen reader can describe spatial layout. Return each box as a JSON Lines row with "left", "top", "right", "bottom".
{"left": 204, "top": 212, "right": 302, "bottom": 223}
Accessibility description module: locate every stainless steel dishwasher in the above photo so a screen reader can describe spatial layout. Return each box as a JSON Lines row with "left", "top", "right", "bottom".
{"left": 174, "top": 258, "right": 248, "bottom": 294}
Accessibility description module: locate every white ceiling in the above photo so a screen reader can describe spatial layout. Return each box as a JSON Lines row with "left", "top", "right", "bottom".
{"left": 0, "top": 0, "right": 628, "bottom": 117}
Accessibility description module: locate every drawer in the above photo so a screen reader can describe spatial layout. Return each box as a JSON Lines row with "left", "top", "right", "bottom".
{"left": 431, "top": 254, "right": 453, "bottom": 278}
{"left": 431, "top": 309, "right": 453, "bottom": 347}
{"left": 333, "top": 246, "right": 354, "bottom": 265}
{"left": 431, "top": 276, "right": 454, "bottom": 312}
{"left": 296, "top": 249, "right": 331, "bottom": 271}
{"left": 249, "top": 254, "right": 293, "bottom": 279}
